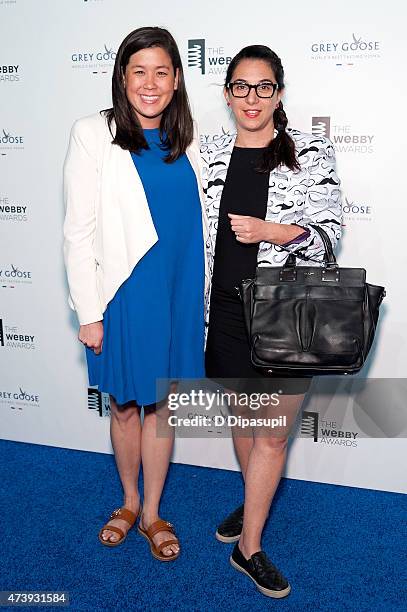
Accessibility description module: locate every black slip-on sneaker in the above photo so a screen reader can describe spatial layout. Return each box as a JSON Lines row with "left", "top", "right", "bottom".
{"left": 230, "top": 543, "right": 291, "bottom": 598}
{"left": 215, "top": 505, "right": 244, "bottom": 543}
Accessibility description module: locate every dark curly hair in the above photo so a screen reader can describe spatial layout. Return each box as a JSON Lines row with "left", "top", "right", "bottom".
{"left": 225, "top": 45, "right": 300, "bottom": 172}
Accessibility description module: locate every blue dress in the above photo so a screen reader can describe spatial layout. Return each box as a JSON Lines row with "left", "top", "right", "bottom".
{"left": 86, "top": 128, "right": 205, "bottom": 405}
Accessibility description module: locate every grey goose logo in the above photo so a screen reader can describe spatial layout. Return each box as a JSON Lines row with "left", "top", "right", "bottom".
{"left": 1, "top": 128, "right": 23, "bottom": 144}
{"left": 71, "top": 44, "right": 116, "bottom": 74}
{"left": 312, "top": 116, "right": 331, "bottom": 139}
{"left": 0, "top": 264, "right": 32, "bottom": 286}
{"left": 71, "top": 44, "right": 116, "bottom": 63}
{"left": 311, "top": 34, "right": 380, "bottom": 55}
{"left": 342, "top": 197, "right": 372, "bottom": 223}
{"left": 301, "top": 411, "right": 319, "bottom": 442}
{"left": 0, "top": 386, "right": 40, "bottom": 409}
{"left": 188, "top": 39, "right": 205, "bottom": 74}
{"left": 0, "top": 128, "right": 24, "bottom": 155}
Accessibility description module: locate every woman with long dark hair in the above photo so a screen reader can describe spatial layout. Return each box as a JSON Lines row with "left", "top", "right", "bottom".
{"left": 63, "top": 27, "right": 208, "bottom": 561}
{"left": 202, "top": 45, "right": 342, "bottom": 595}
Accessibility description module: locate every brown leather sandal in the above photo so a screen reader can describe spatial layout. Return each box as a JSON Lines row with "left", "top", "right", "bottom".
{"left": 98, "top": 506, "right": 141, "bottom": 547}
{"left": 138, "top": 518, "right": 180, "bottom": 561}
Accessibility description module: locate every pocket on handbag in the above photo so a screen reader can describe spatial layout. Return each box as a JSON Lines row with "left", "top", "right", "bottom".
{"left": 251, "top": 294, "right": 364, "bottom": 369}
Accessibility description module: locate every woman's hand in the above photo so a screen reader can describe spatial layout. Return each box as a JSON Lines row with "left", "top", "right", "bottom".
{"left": 228, "top": 214, "right": 306, "bottom": 245}
{"left": 78, "top": 321, "right": 103, "bottom": 355}
{"left": 228, "top": 213, "right": 275, "bottom": 244}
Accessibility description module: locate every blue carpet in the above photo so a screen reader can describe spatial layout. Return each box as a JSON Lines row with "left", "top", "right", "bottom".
{"left": 0, "top": 439, "right": 405, "bottom": 611}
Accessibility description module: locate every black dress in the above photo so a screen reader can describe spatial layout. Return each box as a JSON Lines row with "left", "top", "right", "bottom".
{"left": 205, "top": 146, "right": 311, "bottom": 395}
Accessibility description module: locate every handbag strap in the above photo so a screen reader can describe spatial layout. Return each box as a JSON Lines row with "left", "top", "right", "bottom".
{"left": 310, "top": 224, "right": 337, "bottom": 266}
{"left": 259, "top": 224, "right": 338, "bottom": 267}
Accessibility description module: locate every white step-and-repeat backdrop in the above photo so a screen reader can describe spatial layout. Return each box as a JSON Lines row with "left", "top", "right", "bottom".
{"left": 1, "top": 0, "right": 406, "bottom": 493}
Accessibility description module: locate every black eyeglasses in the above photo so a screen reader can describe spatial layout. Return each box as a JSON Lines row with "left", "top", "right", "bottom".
{"left": 227, "top": 81, "right": 278, "bottom": 98}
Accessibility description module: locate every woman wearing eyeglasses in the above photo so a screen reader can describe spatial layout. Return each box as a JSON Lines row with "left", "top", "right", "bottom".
{"left": 202, "top": 45, "right": 342, "bottom": 597}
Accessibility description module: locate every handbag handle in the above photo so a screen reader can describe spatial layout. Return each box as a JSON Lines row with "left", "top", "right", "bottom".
{"left": 311, "top": 224, "right": 337, "bottom": 266}
{"left": 282, "top": 224, "right": 338, "bottom": 268}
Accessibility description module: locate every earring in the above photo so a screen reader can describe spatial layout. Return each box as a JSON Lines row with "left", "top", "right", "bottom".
{"left": 227, "top": 101, "right": 231, "bottom": 107}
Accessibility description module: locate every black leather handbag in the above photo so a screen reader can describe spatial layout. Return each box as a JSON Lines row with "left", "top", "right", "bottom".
{"left": 239, "top": 225, "right": 385, "bottom": 376}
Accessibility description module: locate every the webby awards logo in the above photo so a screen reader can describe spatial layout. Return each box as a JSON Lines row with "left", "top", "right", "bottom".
{"left": 88, "top": 387, "right": 110, "bottom": 416}
{"left": 0, "top": 318, "right": 36, "bottom": 350}
{"left": 0, "top": 63, "right": 20, "bottom": 83}
{"left": 188, "top": 39, "right": 205, "bottom": 74}
{"left": 301, "top": 411, "right": 359, "bottom": 447}
{"left": 311, "top": 116, "right": 374, "bottom": 154}
{"left": 187, "top": 38, "right": 232, "bottom": 76}
{"left": 0, "top": 195, "right": 29, "bottom": 222}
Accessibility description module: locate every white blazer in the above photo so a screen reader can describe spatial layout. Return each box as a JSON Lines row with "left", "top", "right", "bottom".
{"left": 63, "top": 112, "right": 209, "bottom": 325}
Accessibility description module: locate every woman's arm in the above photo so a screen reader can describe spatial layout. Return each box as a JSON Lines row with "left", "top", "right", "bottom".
{"left": 63, "top": 118, "right": 103, "bottom": 325}
{"left": 229, "top": 138, "right": 342, "bottom": 260}
{"left": 273, "top": 138, "right": 342, "bottom": 259}
{"left": 229, "top": 216, "right": 308, "bottom": 245}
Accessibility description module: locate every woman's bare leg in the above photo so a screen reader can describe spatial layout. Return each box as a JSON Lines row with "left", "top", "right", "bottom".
{"left": 231, "top": 430, "right": 254, "bottom": 481}
{"left": 238, "top": 394, "right": 305, "bottom": 558}
{"left": 225, "top": 389, "right": 254, "bottom": 480}
{"left": 100, "top": 396, "right": 142, "bottom": 542}
{"left": 140, "top": 386, "right": 179, "bottom": 557}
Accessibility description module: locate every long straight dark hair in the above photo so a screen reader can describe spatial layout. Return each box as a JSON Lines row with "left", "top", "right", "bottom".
{"left": 225, "top": 45, "right": 300, "bottom": 173}
{"left": 105, "top": 27, "right": 193, "bottom": 163}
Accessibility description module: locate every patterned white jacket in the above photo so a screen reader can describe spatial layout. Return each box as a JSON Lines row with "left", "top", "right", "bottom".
{"left": 200, "top": 129, "right": 342, "bottom": 324}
